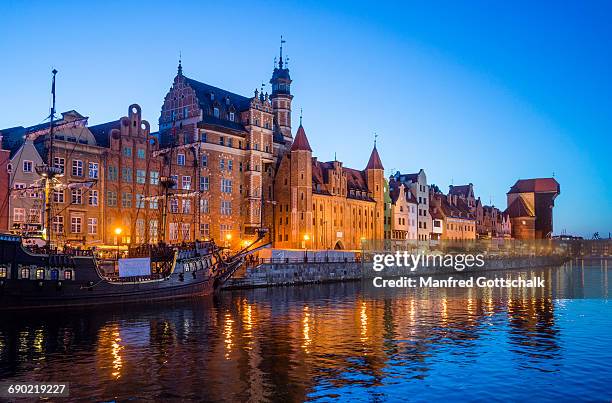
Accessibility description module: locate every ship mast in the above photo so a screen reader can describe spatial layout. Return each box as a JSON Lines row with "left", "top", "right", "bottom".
{"left": 159, "top": 117, "right": 177, "bottom": 243}
{"left": 36, "top": 69, "right": 62, "bottom": 252}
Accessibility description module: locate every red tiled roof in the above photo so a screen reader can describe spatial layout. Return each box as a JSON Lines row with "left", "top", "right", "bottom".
{"left": 290, "top": 125, "right": 312, "bottom": 152}
{"left": 312, "top": 160, "right": 332, "bottom": 187}
{"left": 508, "top": 178, "right": 559, "bottom": 194}
{"left": 448, "top": 184, "right": 473, "bottom": 198}
{"left": 311, "top": 159, "right": 374, "bottom": 199}
{"left": 365, "top": 145, "right": 384, "bottom": 170}
{"left": 430, "top": 207, "right": 444, "bottom": 220}
{"left": 344, "top": 167, "right": 368, "bottom": 191}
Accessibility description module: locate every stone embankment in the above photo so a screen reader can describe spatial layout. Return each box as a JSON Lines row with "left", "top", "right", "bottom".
{"left": 222, "top": 255, "right": 568, "bottom": 289}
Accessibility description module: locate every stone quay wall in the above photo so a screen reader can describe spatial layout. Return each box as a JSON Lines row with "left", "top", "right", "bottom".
{"left": 222, "top": 255, "right": 568, "bottom": 289}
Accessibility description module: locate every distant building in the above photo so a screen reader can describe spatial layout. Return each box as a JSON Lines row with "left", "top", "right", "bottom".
{"left": 388, "top": 183, "right": 418, "bottom": 246}
{"left": 391, "top": 170, "right": 431, "bottom": 241}
{"left": 429, "top": 190, "right": 476, "bottom": 241}
{"left": 506, "top": 178, "right": 560, "bottom": 239}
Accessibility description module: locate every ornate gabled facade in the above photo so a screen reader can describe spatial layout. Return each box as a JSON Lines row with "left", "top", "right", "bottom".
{"left": 391, "top": 170, "right": 431, "bottom": 241}
{"left": 274, "top": 127, "right": 385, "bottom": 250}
{"left": 89, "top": 104, "right": 162, "bottom": 246}
{"left": 388, "top": 182, "right": 418, "bottom": 244}
{"left": 1, "top": 110, "right": 106, "bottom": 246}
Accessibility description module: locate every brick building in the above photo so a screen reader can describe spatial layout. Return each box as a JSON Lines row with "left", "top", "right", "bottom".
{"left": 274, "top": 127, "right": 385, "bottom": 250}
{"left": 89, "top": 104, "right": 162, "bottom": 245}
{"left": 506, "top": 178, "right": 560, "bottom": 239}
{"left": 157, "top": 55, "right": 291, "bottom": 247}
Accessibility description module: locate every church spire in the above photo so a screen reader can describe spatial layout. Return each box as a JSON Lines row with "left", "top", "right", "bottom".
{"left": 279, "top": 35, "right": 286, "bottom": 69}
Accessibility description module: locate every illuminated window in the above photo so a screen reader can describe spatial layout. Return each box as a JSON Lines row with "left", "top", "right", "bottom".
{"left": 20, "top": 267, "right": 30, "bottom": 279}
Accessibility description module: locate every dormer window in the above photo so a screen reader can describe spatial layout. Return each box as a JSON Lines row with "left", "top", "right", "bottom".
{"left": 213, "top": 107, "right": 220, "bottom": 118}
{"left": 229, "top": 112, "right": 235, "bottom": 122}
{"left": 226, "top": 97, "right": 230, "bottom": 105}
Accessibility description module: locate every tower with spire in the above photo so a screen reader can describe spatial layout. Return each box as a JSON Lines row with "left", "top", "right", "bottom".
{"left": 270, "top": 36, "right": 293, "bottom": 147}
{"left": 365, "top": 135, "right": 385, "bottom": 245}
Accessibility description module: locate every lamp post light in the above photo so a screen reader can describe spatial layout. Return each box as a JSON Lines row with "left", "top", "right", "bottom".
{"left": 225, "top": 233, "right": 232, "bottom": 249}
{"left": 303, "top": 234, "right": 310, "bottom": 262}
{"left": 114, "top": 227, "right": 122, "bottom": 261}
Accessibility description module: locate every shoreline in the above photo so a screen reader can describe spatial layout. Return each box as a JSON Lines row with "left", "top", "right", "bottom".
{"left": 221, "top": 255, "right": 582, "bottom": 290}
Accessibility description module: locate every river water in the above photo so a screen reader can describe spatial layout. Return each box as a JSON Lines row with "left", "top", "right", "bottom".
{"left": 0, "top": 259, "right": 610, "bottom": 402}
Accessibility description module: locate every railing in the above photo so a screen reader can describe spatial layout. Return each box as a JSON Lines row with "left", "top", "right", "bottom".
{"left": 246, "top": 256, "right": 368, "bottom": 267}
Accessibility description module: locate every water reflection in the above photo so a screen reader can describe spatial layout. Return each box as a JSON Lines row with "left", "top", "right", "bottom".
{"left": 0, "top": 260, "right": 611, "bottom": 401}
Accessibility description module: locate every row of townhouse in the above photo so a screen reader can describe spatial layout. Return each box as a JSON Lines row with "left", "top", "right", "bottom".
{"left": 385, "top": 173, "right": 510, "bottom": 244}
{"left": 385, "top": 171, "right": 560, "bottom": 243}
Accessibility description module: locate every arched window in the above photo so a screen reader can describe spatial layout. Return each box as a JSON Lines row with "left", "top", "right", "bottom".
{"left": 64, "top": 270, "right": 73, "bottom": 280}
{"left": 35, "top": 268, "right": 45, "bottom": 280}
{"left": 51, "top": 269, "right": 59, "bottom": 280}
{"left": 20, "top": 267, "right": 30, "bottom": 279}
{"left": 0, "top": 266, "right": 7, "bottom": 278}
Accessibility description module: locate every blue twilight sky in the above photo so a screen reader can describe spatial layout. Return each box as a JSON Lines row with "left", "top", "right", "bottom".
{"left": 0, "top": 1, "right": 610, "bottom": 237}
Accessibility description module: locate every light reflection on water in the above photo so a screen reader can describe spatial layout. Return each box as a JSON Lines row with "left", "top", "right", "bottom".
{"left": 0, "top": 260, "right": 611, "bottom": 401}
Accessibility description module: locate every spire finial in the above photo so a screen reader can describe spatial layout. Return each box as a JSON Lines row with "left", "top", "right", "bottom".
{"left": 178, "top": 51, "right": 183, "bottom": 76}
{"left": 300, "top": 108, "right": 303, "bottom": 126}
{"left": 374, "top": 132, "right": 378, "bottom": 148}
{"left": 279, "top": 35, "right": 286, "bottom": 69}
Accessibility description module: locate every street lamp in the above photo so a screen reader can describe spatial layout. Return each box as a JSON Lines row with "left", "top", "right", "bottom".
{"left": 303, "top": 234, "right": 310, "bottom": 261}
{"left": 114, "top": 227, "right": 122, "bottom": 260}
{"left": 225, "top": 233, "right": 232, "bottom": 248}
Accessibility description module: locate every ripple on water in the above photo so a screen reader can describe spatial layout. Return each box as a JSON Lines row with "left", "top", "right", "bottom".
{"left": 0, "top": 263, "right": 611, "bottom": 401}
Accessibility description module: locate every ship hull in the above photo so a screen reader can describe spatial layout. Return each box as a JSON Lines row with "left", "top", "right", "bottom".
{"left": 0, "top": 272, "right": 216, "bottom": 310}
{"left": 0, "top": 235, "right": 242, "bottom": 311}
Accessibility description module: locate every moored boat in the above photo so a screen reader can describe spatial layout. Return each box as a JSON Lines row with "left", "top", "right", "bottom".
{"left": 0, "top": 232, "right": 265, "bottom": 310}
